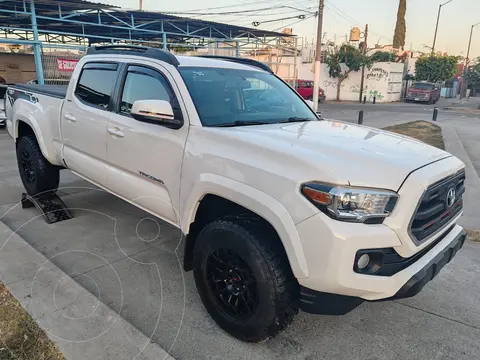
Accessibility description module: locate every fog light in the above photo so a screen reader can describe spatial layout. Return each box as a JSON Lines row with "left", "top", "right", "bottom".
{"left": 357, "top": 254, "right": 370, "bottom": 269}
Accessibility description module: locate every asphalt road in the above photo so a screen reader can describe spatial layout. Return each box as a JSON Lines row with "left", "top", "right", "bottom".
{"left": 1, "top": 126, "right": 480, "bottom": 360}
{"left": 319, "top": 98, "right": 480, "bottom": 123}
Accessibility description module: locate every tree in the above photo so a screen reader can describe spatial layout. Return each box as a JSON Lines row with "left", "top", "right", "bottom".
{"left": 370, "top": 51, "right": 397, "bottom": 62}
{"left": 393, "top": 0, "right": 406, "bottom": 49}
{"left": 465, "top": 63, "right": 480, "bottom": 90}
{"left": 415, "top": 55, "right": 459, "bottom": 83}
{"left": 325, "top": 44, "right": 372, "bottom": 101}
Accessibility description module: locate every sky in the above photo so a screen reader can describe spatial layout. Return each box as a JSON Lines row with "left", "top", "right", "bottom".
{"left": 107, "top": 0, "right": 480, "bottom": 58}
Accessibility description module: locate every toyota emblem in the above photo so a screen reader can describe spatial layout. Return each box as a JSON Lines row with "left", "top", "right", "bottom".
{"left": 446, "top": 187, "right": 456, "bottom": 208}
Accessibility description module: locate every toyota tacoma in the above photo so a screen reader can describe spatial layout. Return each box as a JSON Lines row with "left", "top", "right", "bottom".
{"left": 5, "top": 45, "right": 466, "bottom": 342}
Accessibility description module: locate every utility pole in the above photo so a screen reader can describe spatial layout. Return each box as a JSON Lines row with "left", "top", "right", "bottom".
{"left": 358, "top": 24, "right": 368, "bottom": 103}
{"left": 312, "top": 0, "right": 325, "bottom": 112}
{"left": 139, "top": 0, "right": 143, "bottom": 10}
{"left": 461, "top": 21, "right": 480, "bottom": 98}
{"left": 432, "top": 0, "right": 453, "bottom": 54}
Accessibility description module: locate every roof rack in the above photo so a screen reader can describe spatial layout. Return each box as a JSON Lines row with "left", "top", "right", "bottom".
{"left": 198, "top": 55, "right": 273, "bottom": 73}
{"left": 87, "top": 45, "right": 179, "bottom": 67}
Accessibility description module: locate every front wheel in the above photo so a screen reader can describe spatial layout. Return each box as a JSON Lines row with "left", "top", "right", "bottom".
{"left": 193, "top": 218, "right": 298, "bottom": 342}
{"left": 16, "top": 135, "right": 59, "bottom": 197}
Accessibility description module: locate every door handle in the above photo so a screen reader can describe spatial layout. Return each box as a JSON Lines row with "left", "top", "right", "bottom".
{"left": 108, "top": 128, "right": 124, "bottom": 138}
{"left": 64, "top": 113, "right": 76, "bottom": 122}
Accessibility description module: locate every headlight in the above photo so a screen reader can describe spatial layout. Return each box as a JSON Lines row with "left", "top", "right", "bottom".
{"left": 301, "top": 182, "right": 398, "bottom": 223}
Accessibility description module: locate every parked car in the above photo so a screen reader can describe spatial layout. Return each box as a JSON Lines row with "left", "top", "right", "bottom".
{"left": 288, "top": 79, "right": 325, "bottom": 102}
{"left": 0, "top": 84, "right": 7, "bottom": 127}
{"left": 5, "top": 46, "right": 466, "bottom": 342}
{"left": 297, "top": 79, "right": 326, "bottom": 102}
{"left": 405, "top": 81, "right": 441, "bottom": 104}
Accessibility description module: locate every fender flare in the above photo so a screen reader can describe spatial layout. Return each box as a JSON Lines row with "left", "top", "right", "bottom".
{"left": 12, "top": 101, "right": 55, "bottom": 164}
{"left": 182, "top": 173, "right": 309, "bottom": 279}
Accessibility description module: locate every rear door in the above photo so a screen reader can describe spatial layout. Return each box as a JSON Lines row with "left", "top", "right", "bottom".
{"left": 106, "top": 62, "right": 188, "bottom": 226}
{"left": 61, "top": 62, "right": 119, "bottom": 186}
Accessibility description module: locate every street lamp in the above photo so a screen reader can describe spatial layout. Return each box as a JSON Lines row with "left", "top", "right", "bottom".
{"left": 432, "top": 0, "right": 454, "bottom": 54}
{"left": 461, "top": 21, "right": 480, "bottom": 98}
{"left": 466, "top": 21, "right": 480, "bottom": 67}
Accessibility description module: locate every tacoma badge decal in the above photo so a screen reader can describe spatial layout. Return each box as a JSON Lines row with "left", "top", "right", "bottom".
{"left": 139, "top": 171, "right": 164, "bottom": 185}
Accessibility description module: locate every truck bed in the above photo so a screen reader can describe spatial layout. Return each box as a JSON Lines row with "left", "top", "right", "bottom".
{"left": 10, "top": 84, "right": 67, "bottom": 99}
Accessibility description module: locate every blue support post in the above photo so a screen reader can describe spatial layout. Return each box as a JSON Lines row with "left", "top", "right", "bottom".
{"left": 162, "top": 32, "right": 167, "bottom": 50}
{"left": 30, "top": 0, "right": 44, "bottom": 84}
{"left": 235, "top": 41, "right": 240, "bottom": 57}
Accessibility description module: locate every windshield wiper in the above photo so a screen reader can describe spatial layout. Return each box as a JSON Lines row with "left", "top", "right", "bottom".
{"left": 212, "top": 120, "right": 272, "bottom": 127}
{"left": 278, "top": 117, "right": 315, "bottom": 123}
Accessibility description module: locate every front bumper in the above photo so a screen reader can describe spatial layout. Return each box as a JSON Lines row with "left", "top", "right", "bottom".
{"left": 405, "top": 96, "right": 430, "bottom": 102}
{"left": 298, "top": 226, "right": 466, "bottom": 315}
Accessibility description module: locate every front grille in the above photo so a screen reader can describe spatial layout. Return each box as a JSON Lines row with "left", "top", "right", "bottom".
{"left": 408, "top": 92, "right": 427, "bottom": 99}
{"left": 410, "top": 170, "right": 465, "bottom": 243}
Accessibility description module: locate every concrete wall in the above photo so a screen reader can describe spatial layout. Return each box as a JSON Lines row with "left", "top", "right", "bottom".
{"left": 276, "top": 60, "right": 404, "bottom": 102}
{"left": 0, "top": 52, "right": 36, "bottom": 83}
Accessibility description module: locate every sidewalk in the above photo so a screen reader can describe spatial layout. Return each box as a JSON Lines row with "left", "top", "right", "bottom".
{"left": 0, "top": 219, "right": 174, "bottom": 360}
{"left": 441, "top": 124, "right": 480, "bottom": 230}
{"left": 439, "top": 96, "right": 480, "bottom": 110}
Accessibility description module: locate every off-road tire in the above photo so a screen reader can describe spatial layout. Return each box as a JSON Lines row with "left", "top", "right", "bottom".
{"left": 16, "top": 135, "right": 59, "bottom": 197}
{"left": 193, "top": 217, "right": 299, "bottom": 342}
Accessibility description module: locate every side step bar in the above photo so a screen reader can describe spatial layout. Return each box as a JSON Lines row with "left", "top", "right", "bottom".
{"left": 21, "top": 192, "right": 73, "bottom": 224}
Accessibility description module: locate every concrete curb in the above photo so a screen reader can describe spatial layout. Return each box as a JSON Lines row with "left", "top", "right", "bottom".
{"left": 0, "top": 220, "right": 175, "bottom": 360}
{"left": 439, "top": 123, "right": 480, "bottom": 230}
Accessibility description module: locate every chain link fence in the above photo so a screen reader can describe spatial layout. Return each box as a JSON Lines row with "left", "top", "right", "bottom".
{"left": 40, "top": 45, "right": 86, "bottom": 85}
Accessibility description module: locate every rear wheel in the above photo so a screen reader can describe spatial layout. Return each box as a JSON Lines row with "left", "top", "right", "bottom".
{"left": 16, "top": 135, "right": 59, "bottom": 197}
{"left": 193, "top": 218, "right": 298, "bottom": 342}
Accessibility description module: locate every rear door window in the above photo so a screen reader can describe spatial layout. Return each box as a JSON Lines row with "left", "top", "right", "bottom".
{"left": 75, "top": 63, "right": 118, "bottom": 110}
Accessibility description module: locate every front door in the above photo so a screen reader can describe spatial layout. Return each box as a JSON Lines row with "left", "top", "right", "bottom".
{"left": 106, "top": 62, "right": 188, "bottom": 226}
{"left": 61, "top": 62, "right": 120, "bottom": 186}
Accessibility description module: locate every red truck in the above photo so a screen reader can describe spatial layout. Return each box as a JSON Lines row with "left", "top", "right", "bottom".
{"left": 289, "top": 79, "right": 326, "bottom": 102}
{"left": 405, "top": 82, "right": 441, "bottom": 104}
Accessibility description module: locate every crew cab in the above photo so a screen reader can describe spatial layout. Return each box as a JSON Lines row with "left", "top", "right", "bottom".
{"left": 5, "top": 45, "right": 466, "bottom": 342}
{"left": 405, "top": 81, "right": 441, "bottom": 104}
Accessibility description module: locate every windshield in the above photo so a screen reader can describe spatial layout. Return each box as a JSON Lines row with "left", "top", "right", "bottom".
{"left": 179, "top": 67, "right": 317, "bottom": 127}
{"left": 411, "top": 83, "right": 434, "bottom": 90}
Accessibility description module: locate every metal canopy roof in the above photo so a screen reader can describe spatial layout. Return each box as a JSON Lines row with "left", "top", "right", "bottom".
{"left": 0, "top": 0, "right": 291, "bottom": 43}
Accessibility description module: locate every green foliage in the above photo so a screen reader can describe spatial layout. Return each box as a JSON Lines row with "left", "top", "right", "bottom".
{"left": 465, "top": 63, "right": 480, "bottom": 89}
{"left": 415, "top": 55, "right": 459, "bottom": 83}
{"left": 325, "top": 45, "right": 371, "bottom": 79}
{"left": 325, "top": 44, "right": 372, "bottom": 101}
{"left": 370, "top": 51, "right": 397, "bottom": 62}
{"left": 393, "top": 0, "right": 406, "bottom": 49}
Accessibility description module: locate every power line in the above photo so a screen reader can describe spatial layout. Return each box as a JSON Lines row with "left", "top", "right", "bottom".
{"left": 271, "top": 13, "right": 316, "bottom": 31}
{"left": 323, "top": 1, "right": 391, "bottom": 42}
{"left": 163, "top": 6, "right": 287, "bottom": 16}
{"left": 325, "top": 0, "right": 358, "bottom": 25}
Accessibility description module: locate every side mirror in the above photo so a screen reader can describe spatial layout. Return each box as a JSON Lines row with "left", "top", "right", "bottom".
{"left": 131, "top": 100, "right": 182, "bottom": 129}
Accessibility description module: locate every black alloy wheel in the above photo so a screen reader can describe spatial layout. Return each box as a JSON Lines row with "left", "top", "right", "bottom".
{"left": 16, "top": 135, "right": 59, "bottom": 196}
{"left": 193, "top": 218, "right": 299, "bottom": 342}
{"left": 206, "top": 248, "right": 258, "bottom": 319}
{"left": 20, "top": 148, "right": 35, "bottom": 185}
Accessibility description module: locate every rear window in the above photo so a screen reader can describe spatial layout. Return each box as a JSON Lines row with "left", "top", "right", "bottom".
{"left": 75, "top": 63, "right": 118, "bottom": 109}
{"left": 411, "top": 83, "right": 434, "bottom": 90}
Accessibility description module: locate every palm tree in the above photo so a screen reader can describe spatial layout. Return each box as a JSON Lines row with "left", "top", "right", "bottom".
{"left": 393, "top": 0, "right": 406, "bottom": 49}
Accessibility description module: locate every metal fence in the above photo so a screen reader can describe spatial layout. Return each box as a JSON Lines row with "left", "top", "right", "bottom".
{"left": 37, "top": 39, "right": 299, "bottom": 85}
{"left": 40, "top": 45, "right": 86, "bottom": 85}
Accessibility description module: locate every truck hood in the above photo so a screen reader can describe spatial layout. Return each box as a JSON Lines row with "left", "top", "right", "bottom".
{"left": 221, "top": 120, "right": 450, "bottom": 190}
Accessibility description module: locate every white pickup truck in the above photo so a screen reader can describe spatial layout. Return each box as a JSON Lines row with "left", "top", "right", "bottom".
{"left": 5, "top": 45, "right": 466, "bottom": 342}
